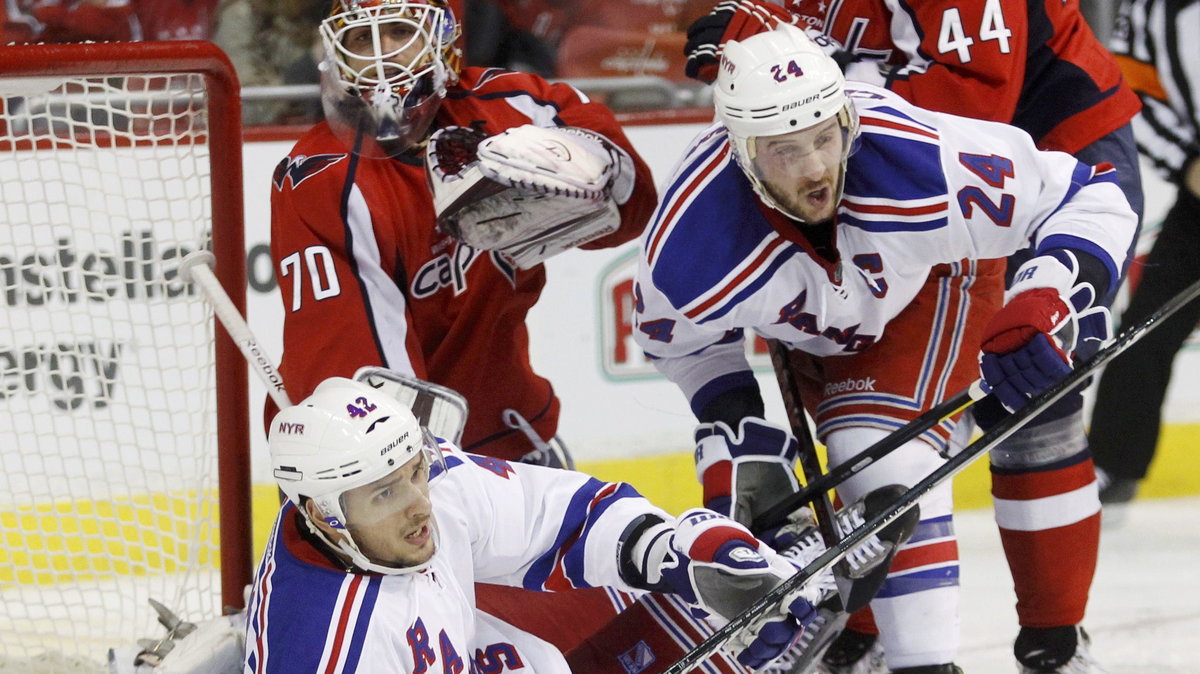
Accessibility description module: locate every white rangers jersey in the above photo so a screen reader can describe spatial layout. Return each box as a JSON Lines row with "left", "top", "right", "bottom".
{"left": 243, "top": 444, "right": 666, "bottom": 673}
{"left": 634, "top": 84, "right": 1137, "bottom": 404}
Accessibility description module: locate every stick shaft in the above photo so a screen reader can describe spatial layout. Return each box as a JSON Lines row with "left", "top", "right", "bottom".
{"left": 665, "top": 276, "right": 1200, "bottom": 674}
{"left": 767, "top": 340, "right": 840, "bottom": 543}
{"left": 181, "top": 251, "right": 292, "bottom": 409}
{"left": 752, "top": 382, "right": 979, "bottom": 533}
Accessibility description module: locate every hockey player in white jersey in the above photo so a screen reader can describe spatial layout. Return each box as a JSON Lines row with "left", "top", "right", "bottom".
{"left": 244, "top": 376, "right": 900, "bottom": 673}
{"left": 633, "top": 25, "right": 1137, "bottom": 673}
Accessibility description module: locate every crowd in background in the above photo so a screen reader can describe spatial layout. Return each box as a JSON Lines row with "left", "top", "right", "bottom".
{"left": 0, "top": 0, "right": 1144, "bottom": 122}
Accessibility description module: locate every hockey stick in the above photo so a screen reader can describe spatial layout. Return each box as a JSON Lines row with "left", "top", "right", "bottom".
{"left": 179, "top": 250, "right": 292, "bottom": 410}
{"left": 751, "top": 379, "right": 985, "bottom": 534}
{"left": 767, "top": 340, "right": 840, "bottom": 544}
{"left": 664, "top": 276, "right": 1200, "bottom": 674}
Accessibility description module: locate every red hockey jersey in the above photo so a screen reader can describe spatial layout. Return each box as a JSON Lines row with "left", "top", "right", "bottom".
{"left": 269, "top": 67, "right": 656, "bottom": 460}
{"left": 787, "top": 0, "right": 1140, "bottom": 153}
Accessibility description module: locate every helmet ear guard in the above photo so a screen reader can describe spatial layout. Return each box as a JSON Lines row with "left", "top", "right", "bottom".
{"left": 712, "top": 23, "right": 860, "bottom": 221}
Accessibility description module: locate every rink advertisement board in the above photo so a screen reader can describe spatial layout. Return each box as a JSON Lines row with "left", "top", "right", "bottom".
{"left": 0, "top": 144, "right": 220, "bottom": 502}
{"left": 4, "top": 125, "right": 1187, "bottom": 488}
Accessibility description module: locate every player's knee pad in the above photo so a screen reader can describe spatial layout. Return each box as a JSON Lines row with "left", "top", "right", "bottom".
{"left": 988, "top": 403, "right": 1089, "bottom": 471}
{"left": 825, "top": 428, "right": 952, "bottom": 520}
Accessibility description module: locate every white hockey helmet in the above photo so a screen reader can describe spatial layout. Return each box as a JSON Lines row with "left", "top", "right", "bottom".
{"left": 269, "top": 376, "right": 445, "bottom": 574}
{"left": 319, "top": 0, "right": 462, "bottom": 156}
{"left": 713, "top": 23, "right": 860, "bottom": 221}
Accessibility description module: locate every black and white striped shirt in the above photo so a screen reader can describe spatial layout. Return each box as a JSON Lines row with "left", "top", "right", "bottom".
{"left": 1110, "top": 0, "right": 1200, "bottom": 183}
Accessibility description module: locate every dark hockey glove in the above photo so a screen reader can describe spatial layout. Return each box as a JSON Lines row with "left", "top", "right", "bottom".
{"left": 980, "top": 252, "right": 1112, "bottom": 412}
{"left": 684, "top": 0, "right": 797, "bottom": 83}
{"left": 623, "top": 509, "right": 826, "bottom": 669}
{"left": 694, "top": 416, "right": 800, "bottom": 541}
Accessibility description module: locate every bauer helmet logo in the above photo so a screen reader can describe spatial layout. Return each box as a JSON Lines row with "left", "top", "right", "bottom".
{"left": 781, "top": 94, "right": 821, "bottom": 112}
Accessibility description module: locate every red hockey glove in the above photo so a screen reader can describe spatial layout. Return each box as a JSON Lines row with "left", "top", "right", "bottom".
{"left": 979, "top": 252, "right": 1112, "bottom": 412}
{"left": 684, "top": 0, "right": 797, "bottom": 83}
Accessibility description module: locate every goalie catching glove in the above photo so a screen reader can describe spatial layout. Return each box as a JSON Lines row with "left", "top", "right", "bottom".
{"left": 980, "top": 250, "right": 1114, "bottom": 412}
{"left": 426, "top": 123, "right": 635, "bottom": 269}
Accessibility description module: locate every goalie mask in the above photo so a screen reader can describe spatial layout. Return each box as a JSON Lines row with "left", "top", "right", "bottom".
{"left": 269, "top": 377, "right": 447, "bottom": 575}
{"left": 713, "top": 23, "right": 860, "bottom": 224}
{"left": 319, "top": 0, "right": 462, "bottom": 156}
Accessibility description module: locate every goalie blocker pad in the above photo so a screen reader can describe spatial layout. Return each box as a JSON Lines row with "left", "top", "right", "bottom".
{"left": 426, "top": 124, "right": 627, "bottom": 269}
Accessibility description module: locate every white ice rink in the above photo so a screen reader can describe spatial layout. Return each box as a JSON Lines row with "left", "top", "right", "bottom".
{"left": 2, "top": 498, "right": 1193, "bottom": 673}
{"left": 955, "top": 496, "right": 1198, "bottom": 673}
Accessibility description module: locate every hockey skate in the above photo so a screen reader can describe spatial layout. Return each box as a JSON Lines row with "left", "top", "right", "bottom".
{"left": 760, "top": 485, "right": 919, "bottom": 673}
{"left": 817, "top": 627, "right": 886, "bottom": 674}
{"left": 1015, "top": 625, "right": 1096, "bottom": 673}
{"left": 829, "top": 484, "right": 922, "bottom": 613}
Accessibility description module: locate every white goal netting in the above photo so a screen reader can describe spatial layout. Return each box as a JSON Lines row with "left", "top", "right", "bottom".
{"left": 0, "top": 48, "right": 245, "bottom": 672}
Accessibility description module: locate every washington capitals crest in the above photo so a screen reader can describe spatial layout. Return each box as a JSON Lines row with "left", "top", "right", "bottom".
{"left": 273, "top": 153, "right": 347, "bottom": 190}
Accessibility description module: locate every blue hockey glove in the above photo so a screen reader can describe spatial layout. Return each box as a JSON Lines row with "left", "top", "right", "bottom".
{"left": 980, "top": 252, "right": 1112, "bottom": 412}
{"left": 638, "top": 509, "right": 824, "bottom": 669}
{"left": 694, "top": 417, "right": 800, "bottom": 535}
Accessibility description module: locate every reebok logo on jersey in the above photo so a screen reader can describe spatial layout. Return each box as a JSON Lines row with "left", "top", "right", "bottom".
{"left": 824, "top": 377, "right": 877, "bottom": 396}
{"left": 272, "top": 153, "right": 347, "bottom": 191}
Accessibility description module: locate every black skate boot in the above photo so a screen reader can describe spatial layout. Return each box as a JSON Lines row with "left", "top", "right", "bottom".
{"left": 819, "top": 626, "right": 886, "bottom": 673}
{"left": 1015, "top": 625, "right": 1095, "bottom": 673}
{"left": 833, "top": 484, "right": 921, "bottom": 612}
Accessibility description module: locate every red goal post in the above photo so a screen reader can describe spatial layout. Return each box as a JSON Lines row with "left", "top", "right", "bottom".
{"left": 0, "top": 41, "right": 251, "bottom": 668}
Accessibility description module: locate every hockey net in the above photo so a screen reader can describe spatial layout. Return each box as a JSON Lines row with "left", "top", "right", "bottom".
{"left": 0, "top": 42, "right": 251, "bottom": 672}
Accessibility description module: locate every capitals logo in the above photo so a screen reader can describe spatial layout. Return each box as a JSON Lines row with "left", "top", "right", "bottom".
{"left": 272, "top": 153, "right": 347, "bottom": 191}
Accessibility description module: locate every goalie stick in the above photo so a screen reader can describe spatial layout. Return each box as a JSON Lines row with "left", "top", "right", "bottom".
{"left": 180, "top": 250, "right": 293, "bottom": 410}
{"left": 180, "top": 254, "right": 472, "bottom": 443}
{"left": 751, "top": 380, "right": 985, "bottom": 534}
{"left": 664, "top": 276, "right": 1200, "bottom": 674}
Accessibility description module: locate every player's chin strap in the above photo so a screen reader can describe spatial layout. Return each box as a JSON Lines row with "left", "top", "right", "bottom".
{"left": 503, "top": 408, "right": 576, "bottom": 470}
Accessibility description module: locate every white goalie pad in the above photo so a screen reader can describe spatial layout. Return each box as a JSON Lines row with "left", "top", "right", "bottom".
{"left": 352, "top": 367, "right": 469, "bottom": 444}
{"left": 426, "top": 124, "right": 629, "bottom": 268}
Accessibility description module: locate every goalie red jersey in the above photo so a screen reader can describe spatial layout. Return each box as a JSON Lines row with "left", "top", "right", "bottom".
{"left": 269, "top": 66, "right": 656, "bottom": 461}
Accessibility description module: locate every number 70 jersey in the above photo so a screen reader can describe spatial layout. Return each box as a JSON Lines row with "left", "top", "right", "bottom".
{"left": 634, "top": 84, "right": 1137, "bottom": 362}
